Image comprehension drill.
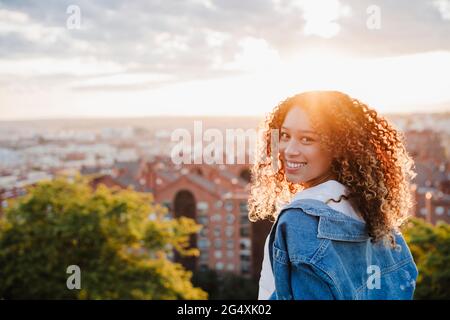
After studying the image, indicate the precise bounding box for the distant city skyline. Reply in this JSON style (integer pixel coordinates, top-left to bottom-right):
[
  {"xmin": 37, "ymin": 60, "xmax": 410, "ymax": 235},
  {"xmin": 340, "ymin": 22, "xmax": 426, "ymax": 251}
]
[{"xmin": 1, "ymin": 0, "xmax": 450, "ymax": 120}]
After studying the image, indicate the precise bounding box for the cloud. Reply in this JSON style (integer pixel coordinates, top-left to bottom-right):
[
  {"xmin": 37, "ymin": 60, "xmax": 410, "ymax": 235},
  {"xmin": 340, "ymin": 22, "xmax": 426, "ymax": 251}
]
[
  {"xmin": 0, "ymin": 57, "xmax": 124, "ymax": 77},
  {"xmin": 273, "ymin": 0, "xmax": 352, "ymax": 38},
  {"xmin": 0, "ymin": 1, "xmax": 448, "ymax": 68},
  {"xmin": 433, "ymin": 0, "xmax": 450, "ymax": 20},
  {"xmin": 0, "ymin": 0, "xmax": 449, "ymax": 115},
  {"xmin": 0, "ymin": 9, "xmax": 63, "ymax": 43}
]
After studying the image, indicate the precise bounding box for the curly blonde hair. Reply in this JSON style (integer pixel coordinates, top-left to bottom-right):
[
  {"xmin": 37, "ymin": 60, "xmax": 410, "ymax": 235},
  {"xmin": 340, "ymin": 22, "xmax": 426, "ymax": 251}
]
[{"xmin": 248, "ymin": 91, "xmax": 417, "ymax": 245}]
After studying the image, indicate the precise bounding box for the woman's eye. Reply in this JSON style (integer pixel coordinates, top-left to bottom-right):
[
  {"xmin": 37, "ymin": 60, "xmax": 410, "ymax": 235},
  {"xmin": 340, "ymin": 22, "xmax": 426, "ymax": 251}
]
[
  {"xmin": 280, "ymin": 132, "xmax": 289, "ymax": 140},
  {"xmin": 301, "ymin": 136, "xmax": 314, "ymax": 143}
]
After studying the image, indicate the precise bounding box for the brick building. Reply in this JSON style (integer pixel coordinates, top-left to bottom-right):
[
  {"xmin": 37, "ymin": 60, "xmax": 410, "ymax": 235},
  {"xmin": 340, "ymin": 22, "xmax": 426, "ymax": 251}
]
[
  {"xmin": 410, "ymin": 183, "xmax": 450, "ymax": 225},
  {"xmin": 405, "ymin": 129, "xmax": 450, "ymax": 224},
  {"xmin": 145, "ymin": 159, "xmax": 272, "ymax": 278},
  {"xmin": 85, "ymin": 157, "xmax": 272, "ymax": 279}
]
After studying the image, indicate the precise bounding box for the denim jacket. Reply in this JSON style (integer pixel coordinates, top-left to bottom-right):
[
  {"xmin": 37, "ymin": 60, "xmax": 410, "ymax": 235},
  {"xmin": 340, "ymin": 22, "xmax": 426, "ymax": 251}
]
[{"xmin": 268, "ymin": 198, "xmax": 418, "ymax": 300}]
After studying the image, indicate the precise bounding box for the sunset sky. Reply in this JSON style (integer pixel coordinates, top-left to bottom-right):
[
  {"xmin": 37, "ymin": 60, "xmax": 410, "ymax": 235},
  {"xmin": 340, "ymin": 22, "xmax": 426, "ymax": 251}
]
[{"xmin": 1, "ymin": 0, "xmax": 450, "ymax": 120}]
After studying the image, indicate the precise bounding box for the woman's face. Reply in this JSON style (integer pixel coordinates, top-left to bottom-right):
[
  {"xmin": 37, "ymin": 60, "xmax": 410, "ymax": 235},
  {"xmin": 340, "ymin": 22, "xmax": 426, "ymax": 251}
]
[{"xmin": 279, "ymin": 106, "xmax": 334, "ymax": 185}]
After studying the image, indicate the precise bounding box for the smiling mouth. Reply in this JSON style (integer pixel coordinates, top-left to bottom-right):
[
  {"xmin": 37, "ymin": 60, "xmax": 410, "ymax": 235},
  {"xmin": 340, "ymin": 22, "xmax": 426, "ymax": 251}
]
[{"xmin": 285, "ymin": 161, "xmax": 307, "ymax": 169}]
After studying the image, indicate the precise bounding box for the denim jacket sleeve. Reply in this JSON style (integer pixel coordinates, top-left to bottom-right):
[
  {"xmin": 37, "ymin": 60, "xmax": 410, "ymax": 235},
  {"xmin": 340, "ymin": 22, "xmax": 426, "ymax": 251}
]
[
  {"xmin": 269, "ymin": 208, "xmax": 338, "ymax": 300},
  {"xmin": 269, "ymin": 259, "xmax": 336, "ymax": 300}
]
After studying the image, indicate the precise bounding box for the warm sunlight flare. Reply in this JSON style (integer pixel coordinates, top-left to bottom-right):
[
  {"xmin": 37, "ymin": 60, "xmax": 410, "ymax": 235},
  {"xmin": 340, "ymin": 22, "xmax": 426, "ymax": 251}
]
[
  {"xmin": 2, "ymin": 48, "xmax": 449, "ymax": 120},
  {"xmin": 1, "ymin": 1, "xmax": 449, "ymax": 119},
  {"xmin": 300, "ymin": 0, "xmax": 351, "ymax": 38}
]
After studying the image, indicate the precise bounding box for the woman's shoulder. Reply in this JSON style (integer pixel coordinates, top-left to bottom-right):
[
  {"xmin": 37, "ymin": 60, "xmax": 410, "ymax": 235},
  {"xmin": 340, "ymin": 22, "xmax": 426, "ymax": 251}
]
[
  {"xmin": 274, "ymin": 205, "xmax": 324, "ymax": 259},
  {"xmin": 275, "ymin": 198, "xmax": 370, "ymax": 249},
  {"xmin": 277, "ymin": 202, "xmax": 319, "ymax": 226},
  {"xmin": 276, "ymin": 198, "xmax": 334, "ymax": 235},
  {"xmin": 281, "ymin": 198, "xmax": 354, "ymax": 219}
]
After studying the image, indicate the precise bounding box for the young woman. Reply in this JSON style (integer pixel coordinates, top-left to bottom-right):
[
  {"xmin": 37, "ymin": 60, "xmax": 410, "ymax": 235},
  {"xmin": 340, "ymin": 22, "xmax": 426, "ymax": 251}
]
[{"xmin": 249, "ymin": 91, "xmax": 418, "ymax": 300}]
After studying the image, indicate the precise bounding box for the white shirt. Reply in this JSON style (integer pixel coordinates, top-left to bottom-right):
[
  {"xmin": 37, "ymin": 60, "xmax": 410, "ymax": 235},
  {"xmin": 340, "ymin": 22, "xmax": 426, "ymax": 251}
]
[{"xmin": 257, "ymin": 179, "xmax": 364, "ymax": 300}]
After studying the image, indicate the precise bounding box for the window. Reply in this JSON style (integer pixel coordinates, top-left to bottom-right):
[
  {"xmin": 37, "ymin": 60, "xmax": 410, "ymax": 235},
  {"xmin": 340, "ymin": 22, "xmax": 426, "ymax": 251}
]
[
  {"xmin": 226, "ymin": 240, "xmax": 234, "ymax": 250},
  {"xmin": 227, "ymin": 250, "xmax": 234, "ymax": 258},
  {"xmin": 214, "ymin": 250, "xmax": 222, "ymax": 259},
  {"xmin": 197, "ymin": 201, "xmax": 208, "ymax": 210},
  {"xmin": 240, "ymin": 206, "xmax": 249, "ymax": 225},
  {"xmin": 239, "ymin": 201, "xmax": 248, "ymax": 213},
  {"xmin": 226, "ymin": 214, "xmax": 235, "ymax": 224},
  {"xmin": 198, "ymin": 239, "xmax": 210, "ymax": 249},
  {"xmin": 211, "ymin": 213, "xmax": 221, "ymax": 222},
  {"xmin": 215, "ymin": 200, "xmax": 223, "ymax": 209},
  {"xmin": 197, "ymin": 216, "xmax": 208, "ymax": 225},
  {"xmin": 436, "ymin": 206, "xmax": 444, "ymax": 216},
  {"xmin": 240, "ymin": 214, "xmax": 249, "ymax": 225},
  {"xmin": 240, "ymin": 226, "xmax": 249, "ymax": 237},
  {"xmin": 214, "ymin": 226, "xmax": 221, "ymax": 237},
  {"xmin": 240, "ymin": 254, "xmax": 250, "ymax": 261},
  {"xmin": 225, "ymin": 200, "xmax": 233, "ymax": 212},
  {"xmin": 241, "ymin": 261, "xmax": 250, "ymax": 274},
  {"xmin": 197, "ymin": 201, "xmax": 209, "ymax": 215},
  {"xmin": 199, "ymin": 227, "xmax": 208, "ymax": 237},
  {"xmin": 214, "ymin": 239, "xmax": 222, "ymax": 249},
  {"xmin": 225, "ymin": 226, "xmax": 234, "ymax": 238},
  {"xmin": 240, "ymin": 239, "xmax": 251, "ymax": 250},
  {"xmin": 215, "ymin": 262, "xmax": 224, "ymax": 271},
  {"xmin": 227, "ymin": 264, "xmax": 235, "ymax": 271}
]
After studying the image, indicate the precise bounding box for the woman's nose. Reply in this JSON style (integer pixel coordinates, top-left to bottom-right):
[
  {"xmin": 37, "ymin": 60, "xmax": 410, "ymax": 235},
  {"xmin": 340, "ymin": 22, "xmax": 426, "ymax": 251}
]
[{"xmin": 285, "ymin": 139, "xmax": 302, "ymax": 156}]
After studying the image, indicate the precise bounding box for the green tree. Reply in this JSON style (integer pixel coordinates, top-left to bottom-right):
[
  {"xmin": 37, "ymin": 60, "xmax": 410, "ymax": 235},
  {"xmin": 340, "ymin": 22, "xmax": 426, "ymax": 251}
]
[
  {"xmin": 402, "ymin": 217, "xmax": 450, "ymax": 299},
  {"xmin": 0, "ymin": 176, "xmax": 207, "ymax": 299}
]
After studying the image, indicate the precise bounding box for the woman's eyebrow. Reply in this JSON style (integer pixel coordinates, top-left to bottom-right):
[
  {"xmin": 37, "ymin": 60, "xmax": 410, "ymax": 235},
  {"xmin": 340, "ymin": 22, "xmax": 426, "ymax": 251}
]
[{"xmin": 281, "ymin": 127, "xmax": 316, "ymax": 134}]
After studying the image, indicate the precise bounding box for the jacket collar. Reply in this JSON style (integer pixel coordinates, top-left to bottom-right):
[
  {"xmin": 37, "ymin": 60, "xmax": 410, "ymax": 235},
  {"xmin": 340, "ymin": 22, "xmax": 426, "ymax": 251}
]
[
  {"xmin": 291, "ymin": 179, "xmax": 349, "ymax": 204},
  {"xmin": 281, "ymin": 198, "xmax": 370, "ymax": 242}
]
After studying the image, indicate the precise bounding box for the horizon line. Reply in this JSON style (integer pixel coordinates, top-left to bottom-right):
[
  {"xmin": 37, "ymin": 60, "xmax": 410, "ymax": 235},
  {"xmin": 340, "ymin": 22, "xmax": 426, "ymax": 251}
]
[{"xmin": 1, "ymin": 110, "xmax": 449, "ymax": 123}]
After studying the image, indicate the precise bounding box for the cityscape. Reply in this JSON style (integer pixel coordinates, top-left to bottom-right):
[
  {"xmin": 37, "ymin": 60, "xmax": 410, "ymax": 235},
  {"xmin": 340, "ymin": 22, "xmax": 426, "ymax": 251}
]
[
  {"xmin": 1, "ymin": 112, "xmax": 449, "ymax": 290},
  {"xmin": 1, "ymin": 0, "xmax": 450, "ymax": 303}
]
